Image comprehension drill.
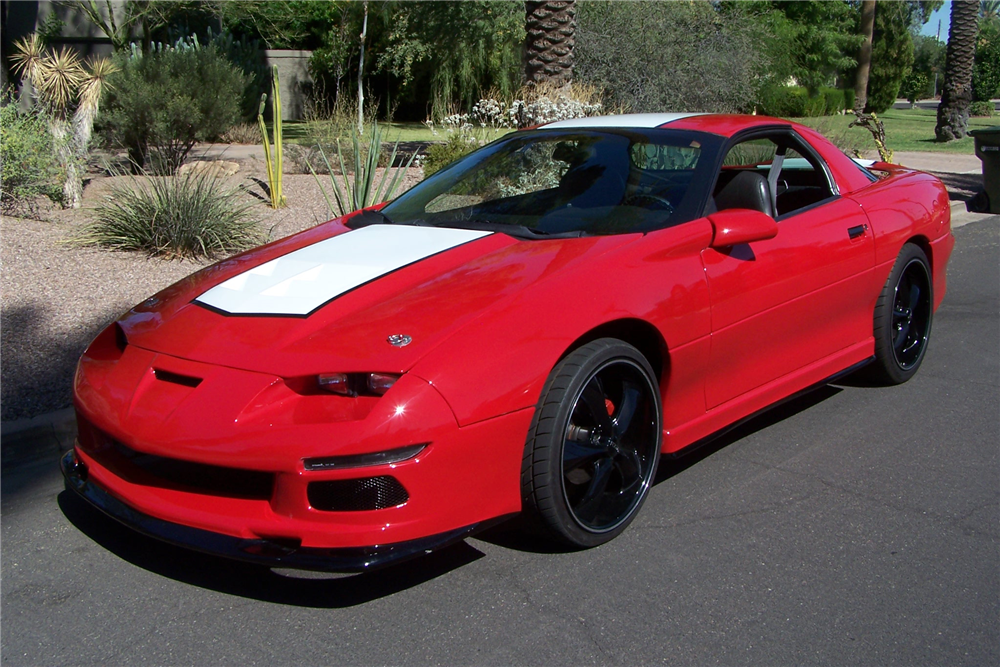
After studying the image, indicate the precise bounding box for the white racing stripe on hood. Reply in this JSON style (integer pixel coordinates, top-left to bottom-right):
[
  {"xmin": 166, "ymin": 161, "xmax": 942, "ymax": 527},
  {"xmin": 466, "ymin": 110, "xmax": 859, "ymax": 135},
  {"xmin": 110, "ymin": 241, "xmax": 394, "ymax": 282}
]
[{"xmin": 195, "ymin": 224, "xmax": 492, "ymax": 316}]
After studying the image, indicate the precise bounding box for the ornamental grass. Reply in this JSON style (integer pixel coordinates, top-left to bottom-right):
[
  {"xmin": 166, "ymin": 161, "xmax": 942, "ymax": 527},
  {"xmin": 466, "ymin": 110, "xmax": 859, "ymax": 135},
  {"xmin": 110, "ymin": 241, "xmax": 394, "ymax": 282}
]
[{"xmin": 81, "ymin": 172, "xmax": 264, "ymax": 259}]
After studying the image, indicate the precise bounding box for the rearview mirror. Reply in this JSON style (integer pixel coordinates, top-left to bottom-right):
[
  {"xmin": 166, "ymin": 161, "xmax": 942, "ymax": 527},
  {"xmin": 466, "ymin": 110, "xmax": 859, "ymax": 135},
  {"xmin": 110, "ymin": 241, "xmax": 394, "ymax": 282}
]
[{"xmin": 708, "ymin": 209, "xmax": 778, "ymax": 248}]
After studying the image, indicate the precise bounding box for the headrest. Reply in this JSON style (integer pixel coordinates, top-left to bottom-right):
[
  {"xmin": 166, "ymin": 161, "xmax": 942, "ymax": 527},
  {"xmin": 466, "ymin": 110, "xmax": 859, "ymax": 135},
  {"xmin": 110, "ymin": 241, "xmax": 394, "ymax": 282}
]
[{"xmin": 714, "ymin": 171, "xmax": 774, "ymax": 218}]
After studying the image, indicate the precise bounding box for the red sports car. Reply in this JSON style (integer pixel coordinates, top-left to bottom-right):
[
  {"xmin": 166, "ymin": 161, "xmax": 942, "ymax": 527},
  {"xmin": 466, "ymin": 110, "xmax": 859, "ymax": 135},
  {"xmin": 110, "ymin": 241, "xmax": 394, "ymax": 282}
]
[{"xmin": 63, "ymin": 113, "xmax": 954, "ymax": 570}]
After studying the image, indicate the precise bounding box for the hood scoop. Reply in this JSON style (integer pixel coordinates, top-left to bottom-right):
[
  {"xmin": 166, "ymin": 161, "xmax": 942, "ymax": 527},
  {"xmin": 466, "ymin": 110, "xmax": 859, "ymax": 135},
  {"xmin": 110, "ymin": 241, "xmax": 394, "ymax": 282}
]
[{"xmin": 194, "ymin": 224, "xmax": 491, "ymax": 317}]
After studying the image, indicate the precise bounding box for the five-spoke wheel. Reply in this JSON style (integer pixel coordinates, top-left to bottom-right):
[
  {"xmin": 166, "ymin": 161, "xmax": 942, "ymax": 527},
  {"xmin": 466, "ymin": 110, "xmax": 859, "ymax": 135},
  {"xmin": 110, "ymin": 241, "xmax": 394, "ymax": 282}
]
[
  {"xmin": 522, "ymin": 339, "xmax": 661, "ymax": 547},
  {"xmin": 870, "ymin": 244, "xmax": 933, "ymax": 384}
]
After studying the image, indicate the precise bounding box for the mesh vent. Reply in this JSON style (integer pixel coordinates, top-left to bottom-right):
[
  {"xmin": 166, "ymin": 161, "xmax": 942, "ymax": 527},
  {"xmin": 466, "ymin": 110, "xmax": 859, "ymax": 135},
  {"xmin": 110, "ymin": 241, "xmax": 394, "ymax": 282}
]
[{"xmin": 308, "ymin": 476, "xmax": 409, "ymax": 512}]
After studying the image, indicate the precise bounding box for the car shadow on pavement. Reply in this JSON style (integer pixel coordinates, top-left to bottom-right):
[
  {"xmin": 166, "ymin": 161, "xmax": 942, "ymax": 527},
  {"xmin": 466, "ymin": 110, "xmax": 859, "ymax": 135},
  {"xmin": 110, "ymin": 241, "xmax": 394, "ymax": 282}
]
[
  {"xmin": 57, "ymin": 490, "xmax": 484, "ymax": 607},
  {"xmin": 476, "ymin": 384, "xmax": 843, "ymax": 555},
  {"xmin": 652, "ymin": 384, "xmax": 843, "ymax": 484}
]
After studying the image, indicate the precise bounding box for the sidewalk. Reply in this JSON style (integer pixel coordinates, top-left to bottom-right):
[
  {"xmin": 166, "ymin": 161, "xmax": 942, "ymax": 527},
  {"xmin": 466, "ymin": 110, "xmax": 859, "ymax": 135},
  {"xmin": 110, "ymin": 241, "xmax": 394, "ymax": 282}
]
[
  {"xmin": 892, "ymin": 151, "xmax": 982, "ymax": 175},
  {"xmin": 1, "ymin": 150, "xmax": 993, "ymax": 470}
]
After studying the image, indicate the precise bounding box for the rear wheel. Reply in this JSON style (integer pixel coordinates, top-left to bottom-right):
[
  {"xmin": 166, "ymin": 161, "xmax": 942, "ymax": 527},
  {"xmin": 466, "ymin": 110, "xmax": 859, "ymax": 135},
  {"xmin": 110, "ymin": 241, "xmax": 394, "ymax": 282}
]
[
  {"xmin": 869, "ymin": 244, "xmax": 933, "ymax": 384},
  {"xmin": 521, "ymin": 339, "xmax": 661, "ymax": 547}
]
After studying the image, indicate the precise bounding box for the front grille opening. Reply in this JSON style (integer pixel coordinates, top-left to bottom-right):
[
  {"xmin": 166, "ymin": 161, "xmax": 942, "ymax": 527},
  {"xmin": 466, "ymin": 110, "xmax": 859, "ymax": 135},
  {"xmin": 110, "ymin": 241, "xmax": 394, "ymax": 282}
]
[
  {"xmin": 83, "ymin": 432, "xmax": 273, "ymax": 500},
  {"xmin": 308, "ymin": 476, "xmax": 409, "ymax": 511}
]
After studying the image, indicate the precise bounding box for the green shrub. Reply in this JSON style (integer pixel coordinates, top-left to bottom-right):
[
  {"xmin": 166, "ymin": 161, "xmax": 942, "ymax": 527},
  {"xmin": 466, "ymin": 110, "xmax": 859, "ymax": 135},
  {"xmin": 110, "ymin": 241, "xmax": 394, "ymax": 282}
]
[
  {"xmin": 803, "ymin": 94, "xmax": 827, "ymax": 117},
  {"xmin": 82, "ymin": 172, "xmax": 263, "ymax": 258},
  {"xmin": 843, "ymin": 88, "xmax": 856, "ymax": 112},
  {"xmin": 0, "ymin": 96, "xmax": 63, "ymax": 213},
  {"xmin": 759, "ymin": 85, "xmax": 809, "ymax": 118},
  {"xmin": 99, "ymin": 46, "xmax": 247, "ymax": 173},
  {"xmin": 820, "ymin": 87, "xmax": 846, "ymax": 114},
  {"xmin": 423, "ymin": 133, "xmax": 479, "ymax": 175},
  {"xmin": 973, "ymin": 18, "xmax": 1000, "ymax": 102},
  {"xmin": 899, "ymin": 72, "xmax": 930, "ymax": 105},
  {"xmin": 970, "ymin": 101, "xmax": 996, "ymax": 117}
]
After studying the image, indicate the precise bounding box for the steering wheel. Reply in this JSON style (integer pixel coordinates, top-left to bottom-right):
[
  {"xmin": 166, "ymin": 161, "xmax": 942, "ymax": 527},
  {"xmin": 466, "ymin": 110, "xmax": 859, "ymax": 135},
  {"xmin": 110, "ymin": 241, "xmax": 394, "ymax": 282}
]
[{"xmin": 622, "ymin": 193, "xmax": 675, "ymax": 214}]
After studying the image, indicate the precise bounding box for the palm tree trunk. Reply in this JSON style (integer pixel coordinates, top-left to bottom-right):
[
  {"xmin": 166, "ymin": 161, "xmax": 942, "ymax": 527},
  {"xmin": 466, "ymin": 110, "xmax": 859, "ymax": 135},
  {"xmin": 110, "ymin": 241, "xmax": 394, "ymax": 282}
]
[
  {"xmin": 935, "ymin": 0, "xmax": 980, "ymax": 141},
  {"xmin": 525, "ymin": 1, "xmax": 576, "ymax": 87}
]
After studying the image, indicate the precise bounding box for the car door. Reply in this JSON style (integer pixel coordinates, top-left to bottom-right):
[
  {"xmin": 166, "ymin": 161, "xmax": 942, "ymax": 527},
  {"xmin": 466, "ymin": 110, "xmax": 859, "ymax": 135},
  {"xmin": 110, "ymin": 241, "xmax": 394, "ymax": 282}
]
[{"xmin": 701, "ymin": 131, "xmax": 876, "ymax": 409}]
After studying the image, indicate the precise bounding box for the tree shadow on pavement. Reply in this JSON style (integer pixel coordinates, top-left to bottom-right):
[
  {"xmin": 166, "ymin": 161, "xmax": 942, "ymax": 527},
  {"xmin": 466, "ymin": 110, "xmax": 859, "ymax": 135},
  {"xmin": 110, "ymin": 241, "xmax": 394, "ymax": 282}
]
[
  {"xmin": 58, "ymin": 490, "xmax": 483, "ymax": 607},
  {"xmin": 1, "ymin": 303, "xmax": 117, "ymax": 422},
  {"xmin": 930, "ymin": 171, "xmax": 983, "ymax": 202}
]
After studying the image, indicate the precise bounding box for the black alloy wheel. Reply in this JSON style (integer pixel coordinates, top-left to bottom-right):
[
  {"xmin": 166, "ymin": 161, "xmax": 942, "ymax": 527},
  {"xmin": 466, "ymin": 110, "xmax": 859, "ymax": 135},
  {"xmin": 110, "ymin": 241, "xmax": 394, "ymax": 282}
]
[
  {"xmin": 870, "ymin": 243, "xmax": 933, "ymax": 384},
  {"xmin": 522, "ymin": 339, "xmax": 661, "ymax": 547}
]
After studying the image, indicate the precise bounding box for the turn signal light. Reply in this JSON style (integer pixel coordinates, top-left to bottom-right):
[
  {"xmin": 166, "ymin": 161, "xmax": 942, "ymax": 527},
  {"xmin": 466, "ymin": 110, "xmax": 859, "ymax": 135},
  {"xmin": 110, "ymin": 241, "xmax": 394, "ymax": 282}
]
[{"xmin": 303, "ymin": 443, "xmax": 427, "ymax": 471}]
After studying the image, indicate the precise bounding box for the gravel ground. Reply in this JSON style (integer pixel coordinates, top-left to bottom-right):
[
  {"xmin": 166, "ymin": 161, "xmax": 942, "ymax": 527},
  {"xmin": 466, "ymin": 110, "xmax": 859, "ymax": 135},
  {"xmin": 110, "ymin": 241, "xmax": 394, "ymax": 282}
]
[{"xmin": 0, "ymin": 156, "xmax": 423, "ymax": 421}]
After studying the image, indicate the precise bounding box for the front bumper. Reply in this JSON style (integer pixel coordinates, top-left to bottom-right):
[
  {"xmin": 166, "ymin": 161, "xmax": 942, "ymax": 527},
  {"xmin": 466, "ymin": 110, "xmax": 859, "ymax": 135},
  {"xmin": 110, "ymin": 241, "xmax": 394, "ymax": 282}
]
[{"xmin": 61, "ymin": 449, "xmax": 507, "ymax": 572}]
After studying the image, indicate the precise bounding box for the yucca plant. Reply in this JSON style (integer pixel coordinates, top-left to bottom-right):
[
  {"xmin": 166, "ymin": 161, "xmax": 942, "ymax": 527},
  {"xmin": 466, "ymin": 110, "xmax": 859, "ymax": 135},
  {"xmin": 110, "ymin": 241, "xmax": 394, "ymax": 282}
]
[
  {"xmin": 11, "ymin": 34, "xmax": 116, "ymax": 208},
  {"xmin": 308, "ymin": 120, "xmax": 419, "ymax": 217},
  {"xmin": 81, "ymin": 171, "xmax": 264, "ymax": 258}
]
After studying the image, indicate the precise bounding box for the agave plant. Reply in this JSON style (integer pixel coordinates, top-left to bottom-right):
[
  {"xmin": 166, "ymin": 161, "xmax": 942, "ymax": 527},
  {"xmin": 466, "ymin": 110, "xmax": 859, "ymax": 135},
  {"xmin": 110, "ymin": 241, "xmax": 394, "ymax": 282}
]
[
  {"xmin": 11, "ymin": 34, "xmax": 116, "ymax": 208},
  {"xmin": 308, "ymin": 120, "xmax": 419, "ymax": 217}
]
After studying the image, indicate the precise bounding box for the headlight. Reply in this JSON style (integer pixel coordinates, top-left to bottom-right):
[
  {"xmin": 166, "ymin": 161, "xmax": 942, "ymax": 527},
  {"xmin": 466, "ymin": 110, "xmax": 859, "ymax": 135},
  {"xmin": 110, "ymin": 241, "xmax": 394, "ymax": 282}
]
[{"xmin": 317, "ymin": 372, "xmax": 401, "ymax": 397}]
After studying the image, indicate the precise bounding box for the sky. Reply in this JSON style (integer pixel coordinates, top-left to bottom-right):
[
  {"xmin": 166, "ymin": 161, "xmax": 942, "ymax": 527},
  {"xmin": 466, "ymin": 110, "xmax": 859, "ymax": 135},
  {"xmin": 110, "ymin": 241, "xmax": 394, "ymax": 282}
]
[{"xmin": 920, "ymin": 1, "xmax": 951, "ymax": 41}]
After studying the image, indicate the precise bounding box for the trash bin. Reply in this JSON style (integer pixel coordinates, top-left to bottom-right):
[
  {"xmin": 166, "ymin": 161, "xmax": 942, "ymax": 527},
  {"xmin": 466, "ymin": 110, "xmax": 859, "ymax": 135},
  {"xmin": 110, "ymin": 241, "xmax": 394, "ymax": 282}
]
[{"xmin": 970, "ymin": 125, "xmax": 1000, "ymax": 214}]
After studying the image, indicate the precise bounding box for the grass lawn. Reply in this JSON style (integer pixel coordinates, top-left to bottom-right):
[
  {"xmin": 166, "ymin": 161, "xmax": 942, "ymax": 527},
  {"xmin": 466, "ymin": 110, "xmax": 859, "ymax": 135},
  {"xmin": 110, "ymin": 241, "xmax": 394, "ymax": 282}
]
[
  {"xmin": 794, "ymin": 107, "xmax": 998, "ymax": 155},
  {"xmin": 271, "ymin": 108, "xmax": 996, "ymax": 154}
]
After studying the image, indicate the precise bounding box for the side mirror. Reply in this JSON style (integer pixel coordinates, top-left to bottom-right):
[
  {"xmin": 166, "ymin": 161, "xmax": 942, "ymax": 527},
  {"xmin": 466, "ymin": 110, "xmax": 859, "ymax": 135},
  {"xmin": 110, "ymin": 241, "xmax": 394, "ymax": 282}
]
[{"xmin": 708, "ymin": 209, "xmax": 778, "ymax": 248}]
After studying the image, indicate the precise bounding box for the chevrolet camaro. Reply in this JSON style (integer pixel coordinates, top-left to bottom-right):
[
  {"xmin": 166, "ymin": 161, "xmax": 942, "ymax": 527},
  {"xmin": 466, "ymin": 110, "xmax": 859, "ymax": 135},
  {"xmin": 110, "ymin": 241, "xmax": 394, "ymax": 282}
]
[{"xmin": 62, "ymin": 113, "xmax": 954, "ymax": 571}]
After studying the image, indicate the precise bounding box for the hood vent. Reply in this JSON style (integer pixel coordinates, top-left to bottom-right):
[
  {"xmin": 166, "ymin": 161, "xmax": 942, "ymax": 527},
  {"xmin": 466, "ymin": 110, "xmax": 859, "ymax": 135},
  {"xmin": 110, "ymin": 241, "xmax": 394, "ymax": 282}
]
[{"xmin": 154, "ymin": 369, "xmax": 202, "ymax": 388}]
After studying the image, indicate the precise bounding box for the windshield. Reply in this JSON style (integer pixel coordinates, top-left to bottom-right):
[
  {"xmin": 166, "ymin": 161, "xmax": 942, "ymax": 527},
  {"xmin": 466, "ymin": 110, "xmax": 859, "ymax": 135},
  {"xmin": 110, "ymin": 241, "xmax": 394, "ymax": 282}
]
[{"xmin": 380, "ymin": 128, "xmax": 721, "ymax": 237}]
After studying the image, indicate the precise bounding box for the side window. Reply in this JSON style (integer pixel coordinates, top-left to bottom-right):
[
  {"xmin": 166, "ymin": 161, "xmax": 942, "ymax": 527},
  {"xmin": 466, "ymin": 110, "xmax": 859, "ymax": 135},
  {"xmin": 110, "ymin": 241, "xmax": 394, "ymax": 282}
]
[{"xmin": 712, "ymin": 134, "xmax": 835, "ymax": 219}]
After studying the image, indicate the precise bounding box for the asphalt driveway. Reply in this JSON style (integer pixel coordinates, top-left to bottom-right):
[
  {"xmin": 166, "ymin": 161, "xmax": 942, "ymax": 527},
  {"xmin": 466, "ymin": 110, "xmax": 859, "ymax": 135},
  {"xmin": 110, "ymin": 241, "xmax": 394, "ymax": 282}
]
[{"xmin": 1, "ymin": 216, "xmax": 996, "ymax": 665}]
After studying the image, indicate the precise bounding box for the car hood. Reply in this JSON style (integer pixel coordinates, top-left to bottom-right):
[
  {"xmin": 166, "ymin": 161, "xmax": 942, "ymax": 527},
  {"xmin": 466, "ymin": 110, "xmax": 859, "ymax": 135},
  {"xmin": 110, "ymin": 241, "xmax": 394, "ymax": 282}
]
[{"xmin": 118, "ymin": 220, "xmax": 636, "ymax": 377}]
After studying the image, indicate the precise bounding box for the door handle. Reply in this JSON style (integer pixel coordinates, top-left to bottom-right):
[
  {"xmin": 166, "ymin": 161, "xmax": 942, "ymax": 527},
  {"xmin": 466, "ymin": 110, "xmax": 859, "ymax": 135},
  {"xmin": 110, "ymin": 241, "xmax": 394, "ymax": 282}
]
[{"xmin": 848, "ymin": 224, "xmax": 867, "ymax": 239}]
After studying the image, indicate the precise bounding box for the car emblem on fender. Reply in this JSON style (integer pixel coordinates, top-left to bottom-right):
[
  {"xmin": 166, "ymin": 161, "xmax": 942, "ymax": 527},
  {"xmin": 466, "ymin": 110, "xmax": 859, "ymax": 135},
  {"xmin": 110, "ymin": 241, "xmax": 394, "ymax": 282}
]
[{"xmin": 387, "ymin": 334, "xmax": 412, "ymax": 347}]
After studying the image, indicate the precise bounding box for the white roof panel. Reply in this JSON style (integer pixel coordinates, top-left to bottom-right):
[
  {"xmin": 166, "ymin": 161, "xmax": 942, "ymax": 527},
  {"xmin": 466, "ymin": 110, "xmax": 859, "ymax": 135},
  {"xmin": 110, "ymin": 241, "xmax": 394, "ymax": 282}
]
[{"xmin": 540, "ymin": 113, "xmax": 706, "ymax": 130}]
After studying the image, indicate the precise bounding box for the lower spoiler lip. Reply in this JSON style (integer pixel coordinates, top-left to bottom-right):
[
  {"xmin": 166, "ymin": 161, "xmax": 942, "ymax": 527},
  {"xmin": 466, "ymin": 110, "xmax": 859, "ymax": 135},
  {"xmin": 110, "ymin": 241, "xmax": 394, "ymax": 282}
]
[{"xmin": 60, "ymin": 449, "xmax": 510, "ymax": 573}]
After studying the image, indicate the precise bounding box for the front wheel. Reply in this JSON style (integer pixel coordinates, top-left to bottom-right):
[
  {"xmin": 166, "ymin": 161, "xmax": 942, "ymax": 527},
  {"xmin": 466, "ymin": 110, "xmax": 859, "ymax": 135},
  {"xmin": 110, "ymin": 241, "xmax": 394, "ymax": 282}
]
[
  {"xmin": 869, "ymin": 243, "xmax": 933, "ymax": 384},
  {"xmin": 521, "ymin": 339, "xmax": 662, "ymax": 548}
]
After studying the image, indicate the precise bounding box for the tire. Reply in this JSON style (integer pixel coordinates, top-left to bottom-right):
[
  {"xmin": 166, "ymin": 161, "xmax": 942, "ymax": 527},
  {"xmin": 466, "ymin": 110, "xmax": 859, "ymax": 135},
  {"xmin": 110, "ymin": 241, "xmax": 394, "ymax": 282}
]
[
  {"xmin": 521, "ymin": 338, "xmax": 662, "ymax": 548},
  {"xmin": 869, "ymin": 243, "xmax": 933, "ymax": 384}
]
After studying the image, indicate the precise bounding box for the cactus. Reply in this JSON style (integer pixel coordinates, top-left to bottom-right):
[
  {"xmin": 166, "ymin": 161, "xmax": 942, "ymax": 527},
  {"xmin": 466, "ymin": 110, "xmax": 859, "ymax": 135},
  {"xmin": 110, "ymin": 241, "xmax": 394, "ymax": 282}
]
[{"xmin": 257, "ymin": 65, "xmax": 286, "ymax": 208}]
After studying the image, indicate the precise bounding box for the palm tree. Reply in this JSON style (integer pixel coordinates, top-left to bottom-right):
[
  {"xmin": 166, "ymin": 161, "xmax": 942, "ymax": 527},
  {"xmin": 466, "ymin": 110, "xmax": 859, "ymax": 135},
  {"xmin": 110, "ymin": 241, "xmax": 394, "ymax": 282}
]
[
  {"xmin": 524, "ymin": 1, "xmax": 576, "ymax": 87},
  {"xmin": 11, "ymin": 35, "xmax": 116, "ymax": 208},
  {"xmin": 936, "ymin": 0, "xmax": 980, "ymax": 141}
]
